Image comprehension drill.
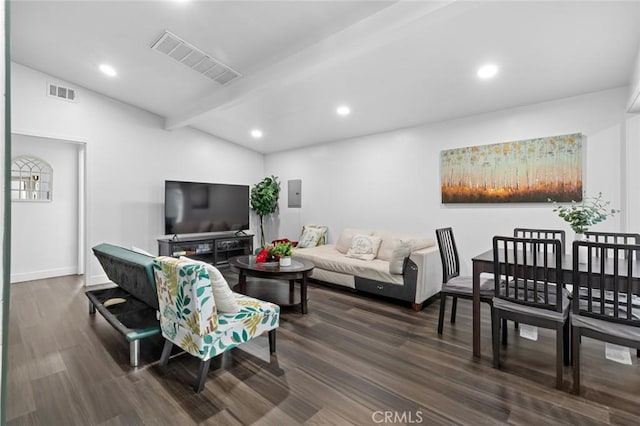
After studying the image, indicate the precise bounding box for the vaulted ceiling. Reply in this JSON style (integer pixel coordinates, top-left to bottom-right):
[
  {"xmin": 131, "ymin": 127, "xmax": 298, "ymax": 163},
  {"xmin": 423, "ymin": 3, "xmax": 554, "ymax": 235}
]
[{"xmin": 11, "ymin": 1, "xmax": 640, "ymax": 153}]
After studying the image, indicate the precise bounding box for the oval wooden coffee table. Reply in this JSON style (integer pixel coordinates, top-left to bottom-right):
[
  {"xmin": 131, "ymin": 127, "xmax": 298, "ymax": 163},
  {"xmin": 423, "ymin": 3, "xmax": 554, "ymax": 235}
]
[{"xmin": 228, "ymin": 255, "xmax": 315, "ymax": 314}]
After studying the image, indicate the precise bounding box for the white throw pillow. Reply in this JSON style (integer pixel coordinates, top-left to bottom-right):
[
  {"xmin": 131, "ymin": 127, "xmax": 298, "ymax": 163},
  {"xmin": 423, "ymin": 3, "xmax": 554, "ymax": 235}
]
[
  {"xmin": 203, "ymin": 263, "xmax": 240, "ymax": 314},
  {"xmin": 389, "ymin": 240, "xmax": 413, "ymax": 274},
  {"xmin": 297, "ymin": 226, "xmax": 324, "ymax": 248},
  {"xmin": 346, "ymin": 234, "xmax": 382, "ymax": 261},
  {"xmin": 301, "ymin": 224, "xmax": 328, "ymax": 246},
  {"xmin": 179, "ymin": 257, "xmax": 240, "ymax": 313},
  {"xmin": 336, "ymin": 228, "xmax": 374, "ymax": 254}
]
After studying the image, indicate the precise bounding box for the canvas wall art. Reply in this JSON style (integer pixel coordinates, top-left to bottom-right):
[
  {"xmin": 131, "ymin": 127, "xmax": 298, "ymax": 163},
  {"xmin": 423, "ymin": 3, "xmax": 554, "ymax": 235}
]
[{"xmin": 441, "ymin": 133, "xmax": 582, "ymax": 203}]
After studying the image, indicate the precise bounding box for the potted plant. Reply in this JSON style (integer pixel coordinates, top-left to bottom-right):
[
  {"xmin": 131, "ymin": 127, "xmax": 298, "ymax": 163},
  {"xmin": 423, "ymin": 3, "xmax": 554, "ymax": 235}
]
[
  {"xmin": 274, "ymin": 241, "xmax": 293, "ymax": 266},
  {"xmin": 250, "ymin": 175, "xmax": 280, "ymax": 248},
  {"xmin": 549, "ymin": 192, "xmax": 619, "ymax": 241}
]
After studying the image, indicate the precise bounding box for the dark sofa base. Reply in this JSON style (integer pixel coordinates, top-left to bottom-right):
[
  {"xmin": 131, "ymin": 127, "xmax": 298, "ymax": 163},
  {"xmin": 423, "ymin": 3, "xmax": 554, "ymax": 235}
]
[
  {"xmin": 308, "ymin": 276, "xmax": 439, "ymax": 312},
  {"xmin": 310, "ymin": 257, "xmax": 428, "ymax": 311}
]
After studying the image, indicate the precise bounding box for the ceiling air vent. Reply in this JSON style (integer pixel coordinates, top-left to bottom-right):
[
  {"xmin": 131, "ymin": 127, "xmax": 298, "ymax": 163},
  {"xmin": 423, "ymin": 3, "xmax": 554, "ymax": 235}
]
[
  {"xmin": 47, "ymin": 83, "xmax": 76, "ymax": 102},
  {"xmin": 151, "ymin": 31, "xmax": 241, "ymax": 85}
]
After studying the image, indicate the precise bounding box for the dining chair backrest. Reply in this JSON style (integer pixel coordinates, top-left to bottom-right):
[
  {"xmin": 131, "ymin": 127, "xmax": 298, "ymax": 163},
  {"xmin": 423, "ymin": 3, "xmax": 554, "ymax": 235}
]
[
  {"xmin": 584, "ymin": 232, "xmax": 640, "ymax": 259},
  {"xmin": 572, "ymin": 240, "xmax": 640, "ymax": 326},
  {"xmin": 493, "ymin": 236, "xmax": 564, "ymax": 313},
  {"xmin": 435, "ymin": 227, "xmax": 460, "ymax": 283},
  {"xmin": 514, "ymin": 228, "xmax": 565, "ymax": 253}
]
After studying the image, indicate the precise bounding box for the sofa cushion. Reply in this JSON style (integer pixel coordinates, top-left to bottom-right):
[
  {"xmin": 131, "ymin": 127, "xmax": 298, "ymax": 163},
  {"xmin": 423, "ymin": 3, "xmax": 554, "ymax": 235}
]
[
  {"xmin": 389, "ymin": 240, "xmax": 413, "ymax": 274},
  {"xmin": 336, "ymin": 228, "xmax": 374, "ymax": 254},
  {"xmin": 346, "ymin": 234, "xmax": 382, "ymax": 261},
  {"xmin": 298, "ymin": 226, "xmax": 325, "ymax": 248},
  {"xmin": 373, "ymin": 230, "xmax": 435, "ymax": 261},
  {"xmin": 295, "ymin": 244, "xmax": 403, "ymax": 284}
]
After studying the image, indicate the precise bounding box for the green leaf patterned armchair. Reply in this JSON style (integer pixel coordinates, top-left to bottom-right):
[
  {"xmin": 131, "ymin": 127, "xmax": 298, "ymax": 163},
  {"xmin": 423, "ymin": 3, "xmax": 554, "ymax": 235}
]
[{"xmin": 152, "ymin": 256, "xmax": 280, "ymax": 392}]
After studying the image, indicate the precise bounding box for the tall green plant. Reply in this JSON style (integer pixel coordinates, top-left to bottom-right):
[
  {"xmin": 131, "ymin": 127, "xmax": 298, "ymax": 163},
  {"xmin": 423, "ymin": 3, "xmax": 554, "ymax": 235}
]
[{"xmin": 250, "ymin": 175, "xmax": 280, "ymax": 247}]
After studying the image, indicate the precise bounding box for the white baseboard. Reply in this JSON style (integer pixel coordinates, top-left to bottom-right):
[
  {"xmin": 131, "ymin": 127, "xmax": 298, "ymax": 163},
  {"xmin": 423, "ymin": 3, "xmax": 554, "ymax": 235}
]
[
  {"xmin": 87, "ymin": 273, "xmax": 110, "ymax": 286},
  {"xmin": 10, "ymin": 266, "xmax": 79, "ymax": 283}
]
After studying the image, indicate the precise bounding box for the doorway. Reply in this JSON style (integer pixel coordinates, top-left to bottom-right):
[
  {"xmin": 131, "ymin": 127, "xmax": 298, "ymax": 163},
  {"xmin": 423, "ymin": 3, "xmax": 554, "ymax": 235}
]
[{"xmin": 10, "ymin": 132, "xmax": 86, "ymax": 284}]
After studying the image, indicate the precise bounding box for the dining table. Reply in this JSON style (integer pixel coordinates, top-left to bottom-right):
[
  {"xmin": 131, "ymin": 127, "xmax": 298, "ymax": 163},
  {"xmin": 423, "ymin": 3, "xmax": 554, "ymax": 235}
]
[{"xmin": 471, "ymin": 248, "xmax": 640, "ymax": 358}]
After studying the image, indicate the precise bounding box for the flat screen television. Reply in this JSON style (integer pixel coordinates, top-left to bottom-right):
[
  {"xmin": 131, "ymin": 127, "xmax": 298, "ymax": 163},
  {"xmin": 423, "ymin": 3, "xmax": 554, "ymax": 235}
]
[{"xmin": 164, "ymin": 180, "xmax": 250, "ymax": 235}]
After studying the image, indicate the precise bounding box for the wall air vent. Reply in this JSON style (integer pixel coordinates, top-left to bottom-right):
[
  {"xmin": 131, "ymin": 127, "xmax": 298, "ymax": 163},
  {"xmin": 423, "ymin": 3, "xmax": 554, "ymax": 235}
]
[
  {"xmin": 151, "ymin": 31, "xmax": 241, "ymax": 85},
  {"xmin": 47, "ymin": 83, "xmax": 76, "ymax": 102}
]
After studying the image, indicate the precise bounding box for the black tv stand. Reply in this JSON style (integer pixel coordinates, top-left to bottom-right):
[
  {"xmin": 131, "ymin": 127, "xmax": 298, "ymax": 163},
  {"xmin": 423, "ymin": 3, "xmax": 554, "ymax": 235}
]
[{"xmin": 158, "ymin": 233, "xmax": 254, "ymax": 268}]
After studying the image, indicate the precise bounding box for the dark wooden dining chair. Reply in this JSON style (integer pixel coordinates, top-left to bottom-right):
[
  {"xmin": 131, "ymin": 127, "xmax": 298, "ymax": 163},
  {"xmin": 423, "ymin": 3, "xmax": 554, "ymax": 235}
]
[
  {"xmin": 514, "ymin": 228, "xmax": 566, "ymax": 252},
  {"xmin": 584, "ymin": 231, "xmax": 640, "ymax": 259},
  {"xmin": 435, "ymin": 228, "xmax": 497, "ymax": 336},
  {"xmin": 571, "ymin": 240, "xmax": 640, "ymax": 394},
  {"xmin": 581, "ymin": 232, "xmax": 640, "ymax": 357},
  {"xmin": 492, "ymin": 236, "xmax": 571, "ymax": 389},
  {"xmin": 511, "ymin": 228, "xmax": 566, "ymax": 330}
]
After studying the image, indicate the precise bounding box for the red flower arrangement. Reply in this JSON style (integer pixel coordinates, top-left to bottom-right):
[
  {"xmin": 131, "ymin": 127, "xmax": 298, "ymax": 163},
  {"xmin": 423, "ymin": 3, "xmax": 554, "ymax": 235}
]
[{"xmin": 255, "ymin": 245, "xmax": 280, "ymax": 263}]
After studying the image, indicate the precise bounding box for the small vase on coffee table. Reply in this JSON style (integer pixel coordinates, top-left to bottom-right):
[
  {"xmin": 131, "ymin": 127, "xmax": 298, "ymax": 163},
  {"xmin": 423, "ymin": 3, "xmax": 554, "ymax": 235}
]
[{"xmin": 279, "ymin": 256, "xmax": 291, "ymax": 267}]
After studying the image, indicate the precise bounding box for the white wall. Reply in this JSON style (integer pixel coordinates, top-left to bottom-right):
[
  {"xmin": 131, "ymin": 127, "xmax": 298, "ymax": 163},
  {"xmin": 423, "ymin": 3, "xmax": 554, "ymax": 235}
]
[
  {"xmin": 628, "ymin": 43, "xmax": 640, "ymax": 112},
  {"xmin": 10, "ymin": 134, "xmax": 78, "ymax": 282},
  {"xmin": 0, "ymin": 1, "xmax": 6, "ymax": 419},
  {"xmin": 266, "ymin": 87, "xmax": 633, "ymax": 275},
  {"xmin": 625, "ymin": 113, "xmax": 640, "ymax": 232},
  {"xmin": 12, "ymin": 59, "xmax": 638, "ymax": 284},
  {"xmin": 11, "ymin": 62, "xmax": 265, "ymax": 285}
]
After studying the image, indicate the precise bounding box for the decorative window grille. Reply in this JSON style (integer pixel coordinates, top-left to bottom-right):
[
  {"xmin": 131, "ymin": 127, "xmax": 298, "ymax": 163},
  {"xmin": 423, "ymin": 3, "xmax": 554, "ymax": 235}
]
[{"xmin": 11, "ymin": 156, "xmax": 53, "ymax": 202}]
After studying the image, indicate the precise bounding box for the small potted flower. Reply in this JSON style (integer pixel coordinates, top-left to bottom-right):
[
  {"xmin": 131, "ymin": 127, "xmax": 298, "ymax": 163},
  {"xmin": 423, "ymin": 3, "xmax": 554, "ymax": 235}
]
[{"xmin": 274, "ymin": 241, "xmax": 293, "ymax": 266}]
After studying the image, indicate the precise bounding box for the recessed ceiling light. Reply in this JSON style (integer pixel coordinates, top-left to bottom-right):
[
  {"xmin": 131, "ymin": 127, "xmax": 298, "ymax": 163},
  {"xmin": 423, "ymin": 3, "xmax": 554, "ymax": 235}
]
[
  {"xmin": 250, "ymin": 129, "xmax": 263, "ymax": 139},
  {"xmin": 336, "ymin": 105, "xmax": 351, "ymax": 116},
  {"xmin": 477, "ymin": 63, "xmax": 498, "ymax": 79},
  {"xmin": 99, "ymin": 64, "xmax": 117, "ymax": 77}
]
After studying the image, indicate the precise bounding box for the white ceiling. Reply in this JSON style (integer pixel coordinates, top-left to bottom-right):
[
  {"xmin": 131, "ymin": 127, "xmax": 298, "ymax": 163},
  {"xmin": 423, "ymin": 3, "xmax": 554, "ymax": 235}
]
[{"xmin": 11, "ymin": 1, "xmax": 640, "ymax": 154}]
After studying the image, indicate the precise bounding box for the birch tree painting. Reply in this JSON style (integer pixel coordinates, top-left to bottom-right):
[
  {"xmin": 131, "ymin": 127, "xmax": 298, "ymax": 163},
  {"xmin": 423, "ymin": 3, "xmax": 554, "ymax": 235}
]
[{"xmin": 441, "ymin": 133, "xmax": 582, "ymax": 203}]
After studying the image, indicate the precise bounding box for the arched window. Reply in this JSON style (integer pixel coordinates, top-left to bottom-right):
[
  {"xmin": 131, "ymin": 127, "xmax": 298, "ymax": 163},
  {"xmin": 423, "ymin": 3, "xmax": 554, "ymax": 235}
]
[{"xmin": 11, "ymin": 155, "xmax": 53, "ymax": 201}]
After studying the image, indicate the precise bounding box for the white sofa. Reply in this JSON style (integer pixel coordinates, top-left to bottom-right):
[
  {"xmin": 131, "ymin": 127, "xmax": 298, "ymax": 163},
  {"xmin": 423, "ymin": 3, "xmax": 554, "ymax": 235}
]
[{"xmin": 294, "ymin": 228, "xmax": 443, "ymax": 311}]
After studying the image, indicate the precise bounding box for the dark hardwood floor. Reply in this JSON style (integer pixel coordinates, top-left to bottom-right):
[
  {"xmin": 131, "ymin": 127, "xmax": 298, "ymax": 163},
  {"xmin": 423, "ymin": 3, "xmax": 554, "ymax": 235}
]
[{"xmin": 6, "ymin": 273, "xmax": 640, "ymax": 425}]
